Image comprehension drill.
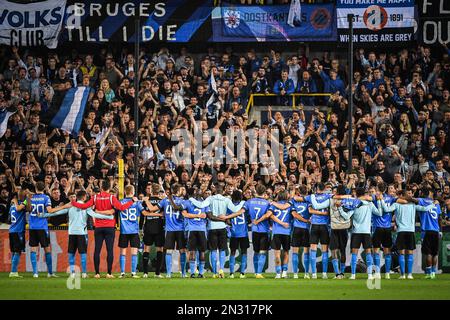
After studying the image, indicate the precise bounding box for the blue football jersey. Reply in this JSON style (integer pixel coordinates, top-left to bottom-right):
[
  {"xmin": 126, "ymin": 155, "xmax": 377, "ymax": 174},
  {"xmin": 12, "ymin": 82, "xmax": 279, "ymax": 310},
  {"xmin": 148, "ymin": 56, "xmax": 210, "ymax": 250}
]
[
  {"xmin": 243, "ymin": 198, "xmax": 271, "ymax": 233},
  {"xmin": 227, "ymin": 202, "xmax": 248, "ymax": 238},
  {"xmin": 9, "ymin": 200, "xmax": 27, "ymax": 234},
  {"xmin": 269, "ymin": 201, "xmax": 294, "ymax": 235},
  {"xmin": 182, "ymin": 200, "xmax": 208, "ymax": 232},
  {"xmin": 29, "ymin": 194, "xmax": 51, "ymax": 230},
  {"xmin": 373, "ymin": 194, "xmax": 396, "ymax": 229},
  {"xmin": 290, "ymin": 200, "xmax": 310, "ymax": 229},
  {"xmin": 341, "ymin": 198, "xmax": 361, "ymax": 210},
  {"xmin": 119, "ymin": 199, "xmax": 144, "ymax": 234},
  {"xmin": 418, "ymin": 198, "xmax": 440, "ymax": 232},
  {"xmin": 159, "ymin": 197, "xmax": 185, "ymax": 232},
  {"xmin": 304, "ymin": 193, "xmax": 332, "ymax": 225}
]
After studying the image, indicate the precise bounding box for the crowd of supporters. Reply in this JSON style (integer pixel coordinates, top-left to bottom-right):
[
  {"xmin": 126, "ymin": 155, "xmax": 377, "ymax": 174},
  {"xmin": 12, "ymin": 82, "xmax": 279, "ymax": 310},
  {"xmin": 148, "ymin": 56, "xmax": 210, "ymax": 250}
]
[{"xmin": 0, "ymin": 41, "xmax": 450, "ymax": 225}]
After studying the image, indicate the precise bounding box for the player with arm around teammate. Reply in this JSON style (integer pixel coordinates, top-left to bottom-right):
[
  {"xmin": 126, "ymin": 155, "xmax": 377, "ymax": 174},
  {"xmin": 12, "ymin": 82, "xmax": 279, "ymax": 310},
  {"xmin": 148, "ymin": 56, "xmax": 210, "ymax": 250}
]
[
  {"xmin": 222, "ymin": 190, "xmax": 250, "ymax": 279},
  {"xmin": 371, "ymin": 183, "xmax": 397, "ymax": 280},
  {"xmin": 118, "ymin": 185, "xmax": 161, "ymax": 278},
  {"xmin": 288, "ymin": 185, "xmax": 312, "ymax": 279},
  {"xmin": 415, "ymin": 188, "xmax": 442, "ymax": 279},
  {"xmin": 259, "ymin": 190, "xmax": 296, "ymax": 279},
  {"xmin": 337, "ymin": 187, "xmax": 381, "ymax": 280},
  {"xmin": 141, "ymin": 184, "xmax": 167, "ymax": 278},
  {"xmin": 378, "ymin": 188, "xmax": 435, "ymax": 279},
  {"xmin": 8, "ymin": 190, "xmax": 32, "ymax": 278},
  {"xmin": 229, "ymin": 184, "xmax": 271, "ymax": 279},
  {"xmin": 29, "ymin": 181, "xmax": 70, "ymax": 278},
  {"xmin": 38, "ymin": 190, "xmax": 115, "ymax": 278},
  {"xmin": 181, "ymin": 188, "xmax": 210, "ymax": 278}
]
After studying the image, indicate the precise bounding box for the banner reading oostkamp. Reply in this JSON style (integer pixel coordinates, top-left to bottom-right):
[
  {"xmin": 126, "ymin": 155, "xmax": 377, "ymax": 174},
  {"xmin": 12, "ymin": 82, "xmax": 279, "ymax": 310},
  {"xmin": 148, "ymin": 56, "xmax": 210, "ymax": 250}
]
[
  {"xmin": 337, "ymin": 0, "xmax": 415, "ymax": 44},
  {"xmin": 212, "ymin": 4, "xmax": 336, "ymax": 42},
  {"xmin": 0, "ymin": 0, "xmax": 66, "ymax": 48}
]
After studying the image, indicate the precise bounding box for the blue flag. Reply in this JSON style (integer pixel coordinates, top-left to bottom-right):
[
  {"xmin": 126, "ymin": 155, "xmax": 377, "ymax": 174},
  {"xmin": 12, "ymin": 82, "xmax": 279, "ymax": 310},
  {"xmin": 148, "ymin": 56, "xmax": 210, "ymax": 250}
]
[
  {"xmin": 0, "ymin": 108, "xmax": 15, "ymax": 138},
  {"xmin": 50, "ymin": 86, "xmax": 90, "ymax": 136}
]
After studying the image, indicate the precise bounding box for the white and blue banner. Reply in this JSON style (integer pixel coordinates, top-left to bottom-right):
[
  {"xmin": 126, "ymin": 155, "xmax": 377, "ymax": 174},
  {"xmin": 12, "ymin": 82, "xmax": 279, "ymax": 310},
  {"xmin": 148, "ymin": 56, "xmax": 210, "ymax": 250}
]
[
  {"xmin": 0, "ymin": 0, "xmax": 66, "ymax": 48},
  {"xmin": 50, "ymin": 86, "xmax": 89, "ymax": 136},
  {"xmin": 337, "ymin": 0, "xmax": 415, "ymax": 44},
  {"xmin": 212, "ymin": 4, "xmax": 335, "ymax": 42},
  {"xmin": 0, "ymin": 109, "xmax": 15, "ymax": 138}
]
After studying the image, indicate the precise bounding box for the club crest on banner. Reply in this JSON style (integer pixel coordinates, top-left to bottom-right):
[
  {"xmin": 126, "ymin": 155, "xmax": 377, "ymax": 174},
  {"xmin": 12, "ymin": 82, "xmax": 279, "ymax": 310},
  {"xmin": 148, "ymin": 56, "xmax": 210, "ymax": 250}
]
[
  {"xmin": 224, "ymin": 9, "xmax": 240, "ymax": 29},
  {"xmin": 363, "ymin": 5, "xmax": 388, "ymax": 31}
]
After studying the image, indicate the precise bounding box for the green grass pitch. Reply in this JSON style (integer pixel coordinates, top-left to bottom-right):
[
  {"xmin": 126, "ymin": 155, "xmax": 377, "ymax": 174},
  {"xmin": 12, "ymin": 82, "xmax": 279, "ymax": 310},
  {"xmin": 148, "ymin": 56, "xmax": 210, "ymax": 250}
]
[{"xmin": 1, "ymin": 273, "xmax": 450, "ymax": 300}]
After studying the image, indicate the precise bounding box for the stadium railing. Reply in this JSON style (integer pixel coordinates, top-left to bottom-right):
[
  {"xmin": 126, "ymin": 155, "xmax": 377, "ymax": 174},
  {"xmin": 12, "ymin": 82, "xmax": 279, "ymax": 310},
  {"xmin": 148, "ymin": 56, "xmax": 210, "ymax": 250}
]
[{"xmin": 245, "ymin": 93, "xmax": 332, "ymax": 114}]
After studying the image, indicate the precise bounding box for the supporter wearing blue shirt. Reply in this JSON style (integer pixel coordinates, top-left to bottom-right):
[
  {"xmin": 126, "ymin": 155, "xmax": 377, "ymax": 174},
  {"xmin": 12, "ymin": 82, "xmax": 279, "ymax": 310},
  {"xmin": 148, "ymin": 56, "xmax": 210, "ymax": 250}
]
[
  {"xmin": 319, "ymin": 67, "xmax": 345, "ymax": 96},
  {"xmin": 273, "ymin": 71, "xmax": 295, "ymax": 106}
]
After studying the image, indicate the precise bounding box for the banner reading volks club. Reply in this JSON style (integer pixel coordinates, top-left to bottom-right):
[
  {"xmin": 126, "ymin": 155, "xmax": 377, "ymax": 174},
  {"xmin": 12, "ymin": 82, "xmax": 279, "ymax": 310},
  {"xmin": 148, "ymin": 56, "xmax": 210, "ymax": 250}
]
[
  {"xmin": 337, "ymin": 0, "xmax": 416, "ymax": 44},
  {"xmin": 0, "ymin": 0, "xmax": 66, "ymax": 48},
  {"xmin": 212, "ymin": 4, "xmax": 336, "ymax": 42}
]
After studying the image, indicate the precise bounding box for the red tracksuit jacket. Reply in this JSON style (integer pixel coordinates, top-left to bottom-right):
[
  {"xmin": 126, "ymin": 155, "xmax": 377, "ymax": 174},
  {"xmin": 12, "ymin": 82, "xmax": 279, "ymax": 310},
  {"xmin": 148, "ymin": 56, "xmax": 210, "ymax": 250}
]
[{"xmin": 71, "ymin": 191, "xmax": 133, "ymax": 228}]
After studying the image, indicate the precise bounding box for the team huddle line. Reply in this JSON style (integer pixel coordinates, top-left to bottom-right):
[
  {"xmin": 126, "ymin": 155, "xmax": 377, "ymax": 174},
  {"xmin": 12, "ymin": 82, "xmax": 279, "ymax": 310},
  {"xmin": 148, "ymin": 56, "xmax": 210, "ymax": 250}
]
[{"xmin": 7, "ymin": 179, "xmax": 441, "ymax": 281}]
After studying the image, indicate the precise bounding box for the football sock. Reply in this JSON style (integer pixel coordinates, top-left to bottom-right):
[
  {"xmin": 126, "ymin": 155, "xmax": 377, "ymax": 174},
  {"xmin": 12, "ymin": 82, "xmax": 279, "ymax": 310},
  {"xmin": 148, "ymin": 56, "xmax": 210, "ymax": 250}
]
[
  {"xmin": 282, "ymin": 264, "xmax": 288, "ymax": 272},
  {"xmin": 241, "ymin": 254, "xmax": 247, "ymax": 273},
  {"xmin": 385, "ymin": 254, "xmax": 392, "ymax": 273},
  {"xmin": 211, "ymin": 251, "xmax": 217, "ymax": 274},
  {"xmin": 407, "ymin": 254, "xmax": 413, "ymax": 275},
  {"xmin": 80, "ymin": 253, "xmax": 87, "ymax": 274},
  {"xmin": 322, "ymin": 251, "xmax": 329, "ymax": 273},
  {"xmin": 166, "ymin": 253, "xmax": 173, "ymax": 276},
  {"xmin": 292, "ymin": 253, "xmax": 299, "ymax": 274},
  {"xmin": 366, "ymin": 253, "xmax": 373, "ymax": 274},
  {"xmin": 155, "ymin": 251, "xmax": 163, "ymax": 275},
  {"xmin": 199, "ymin": 261, "xmax": 205, "ymax": 275},
  {"xmin": 373, "ymin": 252, "xmax": 381, "ymax": 273},
  {"xmin": 180, "ymin": 252, "xmax": 187, "ymax": 276},
  {"xmin": 275, "ymin": 265, "xmax": 281, "ymax": 274},
  {"xmin": 229, "ymin": 255, "xmax": 236, "ymax": 274},
  {"xmin": 332, "ymin": 258, "xmax": 340, "ymax": 275},
  {"xmin": 351, "ymin": 253, "xmax": 357, "ymax": 275},
  {"xmin": 45, "ymin": 252, "xmax": 52, "ymax": 274},
  {"xmin": 399, "ymin": 254, "xmax": 405, "ymax": 275},
  {"xmin": 120, "ymin": 254, "xmax": 126, "ymax": 273},
  {"xmin": 30, "ymin": 251, "xmax": 37, "ymax": 274},
  {"xmin": 142, "ymin": 252, "xmax": 150, "ymax": 274},
  {"xmin": 68, "ymin": 253, "xmax": 75, "ymax": 273},
  {"xmin": 310, "ymin": 250, "xmax": 317, "ymax": 274},
  {"xmin": 219, "ymin": 250, "xmax": 226, "ymax": 270},
  {"xmin": 11, "ymin": 253, "xmax": 20, "ymax": 273},
  {"xmin": 131, "ymin": 254, "xmax": 137, "ymax": 274},
  {"xmin": 253, "ymin": 253, "xmax": 259, "ymax": 273},
  {"xmin": 190, "ymin": 260, "xmax": 196, "ymax": 275},
  {"xmin": 304, "ymin": 253, "xmax": 310, "ymax": 273},
  {"xmin": 340, "ymin": 262, "xmax": 346, "ymax": 274},
  {"xmin": 425, "ymin": 267, "xmax": 431, "ymax": 275},
  {"xmin": 257, "ymin": 253, "xmax": 266, "ymax": 274}
]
